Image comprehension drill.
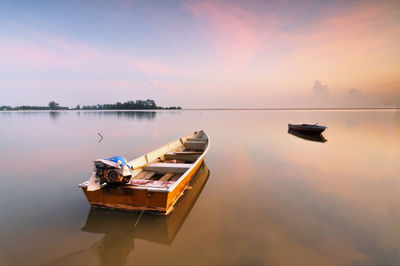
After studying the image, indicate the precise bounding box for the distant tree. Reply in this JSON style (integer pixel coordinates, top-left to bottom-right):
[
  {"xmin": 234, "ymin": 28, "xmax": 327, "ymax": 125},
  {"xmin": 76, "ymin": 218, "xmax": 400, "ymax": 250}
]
[
  {"xmin": 48, "ymin": 101, "xmax": 60, "ymax": 110},
  {"xmin": 144, "ymin": 99, "xmax": 156, "ymax": 109},
  {"xmin": 75, "ymin": 104, "xmax": 81, "ymax": 110}
]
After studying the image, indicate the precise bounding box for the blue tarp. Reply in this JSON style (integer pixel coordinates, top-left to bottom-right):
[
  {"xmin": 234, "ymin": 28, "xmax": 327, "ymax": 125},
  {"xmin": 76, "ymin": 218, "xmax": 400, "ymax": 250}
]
[{"xmin": 106, "ymin": 156, "xmax": 130, "ymax": 168}]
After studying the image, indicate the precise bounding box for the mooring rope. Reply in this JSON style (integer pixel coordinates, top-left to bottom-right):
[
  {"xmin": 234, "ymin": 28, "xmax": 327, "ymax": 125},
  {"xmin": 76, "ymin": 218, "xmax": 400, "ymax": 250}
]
[
  {"xmin": 46, "ymin": 248, "xmax": 89, "ymax": 265},
  {"xmin": 133, "ymin": 195, "xmax": 150, "ymax": 228}
]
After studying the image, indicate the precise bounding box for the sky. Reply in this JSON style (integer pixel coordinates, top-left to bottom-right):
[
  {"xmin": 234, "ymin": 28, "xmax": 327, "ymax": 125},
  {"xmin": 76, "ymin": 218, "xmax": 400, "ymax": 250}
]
[{"xmin": 0, "ymin": 0, "xmax": 399, "ymax": 108}]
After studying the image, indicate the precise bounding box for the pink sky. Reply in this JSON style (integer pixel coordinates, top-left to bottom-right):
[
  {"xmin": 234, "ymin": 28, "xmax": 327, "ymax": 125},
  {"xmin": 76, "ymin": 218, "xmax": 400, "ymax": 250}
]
[{"xmin": 0, "ymin": 0, "xmax": 399, "ymax": 108}]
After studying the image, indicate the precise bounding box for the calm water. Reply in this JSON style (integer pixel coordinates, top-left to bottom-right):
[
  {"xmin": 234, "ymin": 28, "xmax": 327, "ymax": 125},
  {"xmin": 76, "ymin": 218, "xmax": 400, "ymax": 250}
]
[{"xmin": 0, "ymin": 110, "xmax": 399, "ymax": 266}]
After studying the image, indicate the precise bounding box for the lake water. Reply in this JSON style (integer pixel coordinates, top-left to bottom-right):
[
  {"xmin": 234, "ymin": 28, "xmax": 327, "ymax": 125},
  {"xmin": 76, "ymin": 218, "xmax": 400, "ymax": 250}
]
[{"xmin": 0, "ymin": 110, "xmax": 399, "ymax": 266}]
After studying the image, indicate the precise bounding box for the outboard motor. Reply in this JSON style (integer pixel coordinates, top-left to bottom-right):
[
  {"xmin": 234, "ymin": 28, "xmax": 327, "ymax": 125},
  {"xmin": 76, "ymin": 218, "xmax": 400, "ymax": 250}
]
[{"xmin": 94, "ymin": 156, "xmax": 133, "ymax": 185}]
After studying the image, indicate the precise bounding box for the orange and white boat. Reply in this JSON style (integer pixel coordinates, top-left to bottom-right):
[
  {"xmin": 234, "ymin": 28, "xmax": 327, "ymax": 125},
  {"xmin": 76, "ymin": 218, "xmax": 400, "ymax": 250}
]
[{"xmin": 79, "ymin": 130, "xmax": 209, "ymax": 215}]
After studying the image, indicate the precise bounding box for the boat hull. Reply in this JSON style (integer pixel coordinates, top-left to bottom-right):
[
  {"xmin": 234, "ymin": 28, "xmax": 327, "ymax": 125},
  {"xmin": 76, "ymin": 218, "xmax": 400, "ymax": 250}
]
[
  {"xmin": 288, "ymin": 124, "xmax": 326, "ymax": 134},
  {"xmin": 288, "ymin": 129, "xmax": 327, "ymax": 142},
  {"xmin": 81, "ymin": 159, "xmax": 203, "ymax": 215}
]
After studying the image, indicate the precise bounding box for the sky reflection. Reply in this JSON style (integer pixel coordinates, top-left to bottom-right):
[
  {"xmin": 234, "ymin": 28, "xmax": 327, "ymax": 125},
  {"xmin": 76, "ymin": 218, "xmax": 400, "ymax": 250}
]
[{"xmin": 0, "ymin": 110, "xmax": 399, "ymax": 265}]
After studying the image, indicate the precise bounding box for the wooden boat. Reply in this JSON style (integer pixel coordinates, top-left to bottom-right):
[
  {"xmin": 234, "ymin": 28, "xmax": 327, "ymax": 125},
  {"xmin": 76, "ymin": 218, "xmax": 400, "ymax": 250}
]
[
  {"xmin": 79, "ymin": 130, "xmax": 209, "ymax": 215},
  {"xmin": 50, "ymin": 164, "xmax": 209, "ymax": 265},
  {"xmin": 288, "ymin": 123, "xmax": 327, "ymax": 134},
  {"xmin": 82, "ymin": 163, "xmax": 210, "ymax": 243},
  {"xmin": 288, "ymin": 129, "xmax": 327, "ymax": 143}
]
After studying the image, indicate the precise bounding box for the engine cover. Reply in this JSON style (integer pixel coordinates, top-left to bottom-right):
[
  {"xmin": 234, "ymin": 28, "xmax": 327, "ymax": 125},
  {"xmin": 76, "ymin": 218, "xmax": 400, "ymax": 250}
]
[
  {"xmin": 93, "ymin": 156, "xmax": 133, "ymax": 185},
  {"xmin": 104, "ymin": 169, "xmax": 123, "ymax": 184}
]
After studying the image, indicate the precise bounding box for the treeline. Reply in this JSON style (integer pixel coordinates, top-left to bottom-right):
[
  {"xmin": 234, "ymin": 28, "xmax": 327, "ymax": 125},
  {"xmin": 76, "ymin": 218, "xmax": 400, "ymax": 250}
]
[
  {"xmin": 1, "ymin": 101, "xmax": 69, "ymax": 111},
  {"xmin": 81, "ymin": 99, "xmax": 181, "ymax": 110},
  {"xmin": 1, "ymin": 105, "xmax": 48, "ymax": 110},
  {"xmin": 1, "ymin": 99, "xmax": 181, "ymax": 111}
]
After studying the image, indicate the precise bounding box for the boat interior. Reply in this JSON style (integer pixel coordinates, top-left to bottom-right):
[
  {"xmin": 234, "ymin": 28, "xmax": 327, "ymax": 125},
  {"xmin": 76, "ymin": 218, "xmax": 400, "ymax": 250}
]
[{"xmin": 127, "ymin": 131, "xmax": 208, "ymax": 184}]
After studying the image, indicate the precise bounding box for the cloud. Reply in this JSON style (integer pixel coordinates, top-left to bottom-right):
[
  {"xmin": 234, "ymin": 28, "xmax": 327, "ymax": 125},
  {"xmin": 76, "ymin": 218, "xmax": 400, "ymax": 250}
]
[
  {"xmin": 312, "ymin": 80, "xmax": 330, "ymax": 97},
  {"xmin": 0, "ymin": 35, "xmax": 173, "ymax": 77},
  {"xmin": 376, "ymin": 83, "xmax": 400, "ymax": 107},
  {"xmin": 346, "ymin": 88, "xmax": 368, "ymax": 107},
  {"xmin": 0, "ymin": 32, "xmax": 177, "ymax": 106},
  {"xmin": 184, "ymin": 0, "xmax": 261, "ymax": 64},
  {"xmin": 0, "ymin": 38, "xmax": 97, "ymax": 71},
  {"xmin": 309, "ymin": 82, "xmax": 382, "ymax": 107},
  {"xmin": 347, "ymin": 88, "xmax": 363, "ymax": 98},
  {"xmin": 131, "ymin": 60, "xmax": 171, "ymax": 76},
  {"xmin": 148, "ymin": 79, "xmax": 158, "ymax": 87}
]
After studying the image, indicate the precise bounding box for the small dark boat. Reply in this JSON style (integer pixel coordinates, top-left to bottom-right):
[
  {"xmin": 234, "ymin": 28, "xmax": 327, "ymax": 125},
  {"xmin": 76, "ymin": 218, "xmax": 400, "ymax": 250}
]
[
  {"xmin": 288, "ymin": 129, "xmax": 327, "ymax": 143},
  {"xmin": 288, "ymin": 123, "xmax": 327, "ymax": 134}
]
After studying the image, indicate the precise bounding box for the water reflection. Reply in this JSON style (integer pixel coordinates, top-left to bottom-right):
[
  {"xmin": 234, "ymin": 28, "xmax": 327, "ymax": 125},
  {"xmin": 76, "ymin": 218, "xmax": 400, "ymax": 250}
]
[
  {"xmin": 288, "ymin": 129, "xmax": 327, "ymax": 143},
  {"xmin": 81, "ymin": 163, "xmax": 209, "ymax": 266},
  {"xmin": 1, "ymin": 110, "xmax": 399, "ymax": 265},
  {"xmin": 80, "ymin": 111, "xmax": 157, "ymax": 121},
  {"xmin": 0, "ymin": 110, "xmax": 157, "ymax": 121},
  {"xmin": 49, "ymin": 111, "xmax": 61, "ymax": 120}
]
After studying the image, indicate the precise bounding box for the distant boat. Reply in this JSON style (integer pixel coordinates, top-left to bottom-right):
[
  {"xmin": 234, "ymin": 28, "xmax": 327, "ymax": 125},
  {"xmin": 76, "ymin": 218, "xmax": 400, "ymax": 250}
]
[
  {"xmin": 288, "ymin": 129, "xmax": 327, "ymax": 143},
  {"xmin": 288, "ymin": 123, "xmax": 327, "ymax": 134},
  {"xmin": 79, "ymin": 130, "xmax": 209, "ymax": 215}
]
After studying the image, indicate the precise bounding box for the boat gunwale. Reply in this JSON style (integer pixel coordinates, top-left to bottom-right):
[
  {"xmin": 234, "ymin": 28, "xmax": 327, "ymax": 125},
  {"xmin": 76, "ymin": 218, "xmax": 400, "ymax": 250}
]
[{"xmin": 288, "ymin": 123, "xmax": 327, "ymax": 130}]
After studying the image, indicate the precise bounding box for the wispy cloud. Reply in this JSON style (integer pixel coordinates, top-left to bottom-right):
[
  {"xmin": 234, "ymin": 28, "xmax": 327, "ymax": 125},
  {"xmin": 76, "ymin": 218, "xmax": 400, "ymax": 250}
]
[
  {"xmin": 184, "ymin": 0, "xmax": 262, "ymax": 64},
  {"xmin": 0, "ymin": 34, "xmax": 173, "ymax": 77},
  {"xmin": 0, "ymin": 31, "xmax": 177, "ymax": 106},
  {"xmin": 148, "ymin": 79, "xmax": 158, "ymax": 87},
  {"xmin": 132, "ymin": 60, "xmax": 171, "ymax": 75}
]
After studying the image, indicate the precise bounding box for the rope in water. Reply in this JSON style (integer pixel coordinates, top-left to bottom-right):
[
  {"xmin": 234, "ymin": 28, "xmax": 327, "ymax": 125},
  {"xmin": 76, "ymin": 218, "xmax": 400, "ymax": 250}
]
[{"xmin": 133, "ymin": 195, "xmax": 150, "ymax": 228}]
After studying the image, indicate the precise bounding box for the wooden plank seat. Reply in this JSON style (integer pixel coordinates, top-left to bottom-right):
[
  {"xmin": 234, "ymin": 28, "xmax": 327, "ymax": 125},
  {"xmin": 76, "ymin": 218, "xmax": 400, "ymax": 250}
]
[
  {"xmin": 183, "ymin": 140, "xmax": 206, "ymax": 150},
  {"xmin": 143, "ymin": 163, "xmax": 193, "ymax": 173},
  {"xmin": 164, "ymin": 152, "xmax": 201, "ymax": 162},
  {"xmin": 169, "ymin": 173, "xmax": 183, "ymax": 181},
  {"xmin": 184, "ymin": 140, "xmax": 206, "ymax": 144},
  {"xmin": 186, "ymin": 137, "xmax": 207, "ymax": 141},
  {"xmin": 173, "ymin": 151, "xmax": 203, "ymax": 155},
  {"xmin": 127, "ymin": 179, "xmax": 175, "ymax": 189},
  {"xmin": 159, "ymin": 172, "xmax": 175, "ymax": 181},
  {"xmin": 133, "ymin": 171, "xmax": 156, "ymax": 180}
]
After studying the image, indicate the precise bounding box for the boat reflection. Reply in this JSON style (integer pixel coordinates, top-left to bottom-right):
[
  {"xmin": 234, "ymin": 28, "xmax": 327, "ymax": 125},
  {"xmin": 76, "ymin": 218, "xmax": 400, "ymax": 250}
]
[
  {"xmin": 288, "ymin": 129, "xmax": 327, "ymax": 143},
  {"xmin": 81, "ymin": 162, "xmax": 210, "ymax": 266}
]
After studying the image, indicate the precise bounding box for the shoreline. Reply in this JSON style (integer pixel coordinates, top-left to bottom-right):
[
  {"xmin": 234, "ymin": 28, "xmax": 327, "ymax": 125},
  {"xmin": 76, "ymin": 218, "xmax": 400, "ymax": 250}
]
[{"xmin": 1, "ymin": 107, "xmax": 399, "ymax": 112}]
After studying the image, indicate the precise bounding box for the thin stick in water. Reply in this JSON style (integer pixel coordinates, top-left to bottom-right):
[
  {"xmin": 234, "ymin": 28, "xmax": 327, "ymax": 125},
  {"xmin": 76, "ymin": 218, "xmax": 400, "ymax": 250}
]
[{"xmin": 98, "ymin": 132, "xmax": 103, "ymax": 143}]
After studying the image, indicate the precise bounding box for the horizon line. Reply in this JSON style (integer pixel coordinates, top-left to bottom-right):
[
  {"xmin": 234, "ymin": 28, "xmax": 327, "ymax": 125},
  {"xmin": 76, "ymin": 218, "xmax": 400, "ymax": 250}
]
[
  {"xmin": 182, "ymin": 107, "xmax": 400, "ymax": 110},
  {"xmin": 1, "ymin": 107, "xmax": 399, "ymax": 111}
]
